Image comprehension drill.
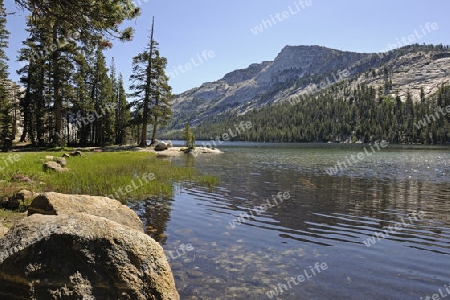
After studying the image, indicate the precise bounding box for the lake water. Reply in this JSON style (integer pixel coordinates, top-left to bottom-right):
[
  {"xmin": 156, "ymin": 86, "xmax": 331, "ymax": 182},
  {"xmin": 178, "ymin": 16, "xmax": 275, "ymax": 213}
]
[{"xmin": 129, "ymin": 143, "xmax": 450, "ymax": 300}]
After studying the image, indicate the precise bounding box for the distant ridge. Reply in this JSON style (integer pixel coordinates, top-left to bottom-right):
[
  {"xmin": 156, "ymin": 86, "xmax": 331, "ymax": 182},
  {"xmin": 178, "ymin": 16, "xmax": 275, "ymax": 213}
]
[{"xmin": 165, "ymin": 44, "xmax": 450, "ymax": 132}]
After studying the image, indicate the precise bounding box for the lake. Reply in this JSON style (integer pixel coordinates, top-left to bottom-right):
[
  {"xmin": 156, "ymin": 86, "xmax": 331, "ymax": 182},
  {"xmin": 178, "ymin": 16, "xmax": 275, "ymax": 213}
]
[{"xmin": 129, "ymin": 142, "xmax": 450, "ymax": 299}]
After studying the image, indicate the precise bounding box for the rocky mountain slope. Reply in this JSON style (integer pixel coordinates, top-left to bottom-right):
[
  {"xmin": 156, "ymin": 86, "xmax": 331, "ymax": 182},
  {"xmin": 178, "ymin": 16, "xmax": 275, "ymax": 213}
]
[{"xmin": 167, "ymin": 44, "xmax": 450, "ymax": 131}]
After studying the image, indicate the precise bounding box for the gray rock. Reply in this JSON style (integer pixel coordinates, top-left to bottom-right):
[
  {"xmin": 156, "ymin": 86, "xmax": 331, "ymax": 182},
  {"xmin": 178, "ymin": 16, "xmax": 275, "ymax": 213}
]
[
  {"xmin": 167, "ymin": 141, "xmax": 173, "ymax": 148},
  {"xmin": 154, "ymin": 142, "xmax": 168, "ymax": 151},
  {"xmin": 70, "ymin": 150, "xmax": 82, "ymax": 156},
  {"xmin": 56, "ymin": 157, "xmax": 67, "ymax": 166},
  {"xmin": 28, "ymin": 192, "xmax": 144, "ymax": 233},
  {"xmin": 43, "ymin": 161, "xmax": 67, "ymax": 172},
  {"xmin": 0, "ymin": 213, "xmax": 179, "ymax": 300}
]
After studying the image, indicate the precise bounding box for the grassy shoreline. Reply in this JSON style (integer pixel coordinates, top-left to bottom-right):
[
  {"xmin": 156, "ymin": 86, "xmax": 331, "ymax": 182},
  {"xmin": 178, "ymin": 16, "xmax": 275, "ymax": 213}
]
[{"xmin": 0, "ymin": 150, "xmax": 218, "ymax": 226}]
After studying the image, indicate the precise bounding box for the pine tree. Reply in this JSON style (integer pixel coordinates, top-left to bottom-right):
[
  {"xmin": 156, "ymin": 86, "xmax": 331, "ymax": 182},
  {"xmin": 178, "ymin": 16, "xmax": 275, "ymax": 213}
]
[
  {"xmin": 0, "ymin": 0, "xmax": 11, "ymax": 151},
  {"xmin": 115, "ymin": 73, "xmax": 130, "ymax": 145},
  {"xmin": 149, "ymin": 50, "xmax": 173, "ymax": 145},
  {"xmin": 91, "ymin": 47, "xmax": 115, "ymax": 146},
  {"xmin": 14, "ymin": 1, "xmax": 139, "ymax": 146},
  {"xmin": 130, "ymin": 17, "xmax": 169, "ymax": 147},
  {"xmin": 182, "ymin": 122, "xmax": 195, "ymax": 150},
  {"xmin": 71, "ymin": 47, "xmax": 93, "ymax": 145},
  {"xmin": 110, "ymin": 58, "xmax": 130, "ymax": 145}
]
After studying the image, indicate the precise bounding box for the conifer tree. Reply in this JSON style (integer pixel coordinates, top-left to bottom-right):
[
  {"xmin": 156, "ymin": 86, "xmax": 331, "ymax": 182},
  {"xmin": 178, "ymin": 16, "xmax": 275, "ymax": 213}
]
[
  {"xmin": 15, "ymin": 0, "xmax": 139, "ymax": 145},
  {"xmin": 0, "ymin": 0, "xmax": 11, "ymax": 151},
  {"xmin": 149, "ymin": 50, "xmax": 173, "ymax": 145},
  {"xmin": 130, "ymin": 17, "xmax": 168, "ymax": 147},
  {"xmin": 91, "ymin": 47, "xmax": 115, "ymax": 146},
  {"xmin": 115, "ymin": 73, "xmax": 130, "ymax": 145}
]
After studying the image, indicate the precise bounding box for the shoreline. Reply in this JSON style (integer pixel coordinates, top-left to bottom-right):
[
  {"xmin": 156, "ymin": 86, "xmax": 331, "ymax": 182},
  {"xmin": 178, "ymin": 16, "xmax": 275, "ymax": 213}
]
[{"xmin": 139, "ymin": 146, "xmax": 223, "ymax": 157}]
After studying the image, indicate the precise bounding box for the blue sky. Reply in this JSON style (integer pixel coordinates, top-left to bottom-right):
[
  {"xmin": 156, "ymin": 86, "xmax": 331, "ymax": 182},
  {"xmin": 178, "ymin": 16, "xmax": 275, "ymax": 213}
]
[{"xmin": 4, "ymin": 0, "xmax": 450, "ymax": 94}]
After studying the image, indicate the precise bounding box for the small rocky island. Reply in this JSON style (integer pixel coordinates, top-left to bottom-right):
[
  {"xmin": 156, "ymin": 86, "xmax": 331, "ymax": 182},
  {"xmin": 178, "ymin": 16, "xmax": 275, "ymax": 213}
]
[{"xmin": 0, "ymin": 192, "xmax": 179, "ymax": 299}]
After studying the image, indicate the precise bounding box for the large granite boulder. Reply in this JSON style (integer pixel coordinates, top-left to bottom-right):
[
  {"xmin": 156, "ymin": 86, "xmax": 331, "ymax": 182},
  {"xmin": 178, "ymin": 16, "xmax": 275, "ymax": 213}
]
[
  {"xmin": 28, "ymin": 192, "xmax": 144, "ymax": 232},
  {"xmin": 0, "ymin": 213, "xmax": 179, "ymax": 299}
]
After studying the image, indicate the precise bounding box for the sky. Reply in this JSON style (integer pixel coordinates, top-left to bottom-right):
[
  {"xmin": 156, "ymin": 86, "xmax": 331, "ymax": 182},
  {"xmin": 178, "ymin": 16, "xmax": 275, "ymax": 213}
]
[{"xmin": 4, "ymin": 0, "xmax": 450, "ymax": 94}]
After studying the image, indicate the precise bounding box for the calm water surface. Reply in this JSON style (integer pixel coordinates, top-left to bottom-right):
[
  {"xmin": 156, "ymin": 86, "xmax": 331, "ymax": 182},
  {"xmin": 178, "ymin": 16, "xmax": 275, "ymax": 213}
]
[{"xmin": 129, "ymin": 143, "xmax": 450, "ymax": 299}]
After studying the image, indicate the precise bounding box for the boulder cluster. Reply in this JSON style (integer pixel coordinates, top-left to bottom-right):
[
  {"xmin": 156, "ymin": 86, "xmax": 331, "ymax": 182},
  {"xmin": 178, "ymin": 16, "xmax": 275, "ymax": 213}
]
[{"xmin": 0, "ymin": 192, "xmax": 179, "ymax": 299}]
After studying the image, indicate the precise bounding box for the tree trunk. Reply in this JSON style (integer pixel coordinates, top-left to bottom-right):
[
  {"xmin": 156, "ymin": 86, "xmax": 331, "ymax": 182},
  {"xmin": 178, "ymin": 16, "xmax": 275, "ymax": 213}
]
[
  {"xmin": 52, "ymin": 25, "xmax": 62, "ymax": 146},
  {"xmin": 20, "ymin": 76, "xmax": 32, "ymax": 142},
  {"xmin": 151, "ymin": 117, "xmax": 158, "ymax": 145}
]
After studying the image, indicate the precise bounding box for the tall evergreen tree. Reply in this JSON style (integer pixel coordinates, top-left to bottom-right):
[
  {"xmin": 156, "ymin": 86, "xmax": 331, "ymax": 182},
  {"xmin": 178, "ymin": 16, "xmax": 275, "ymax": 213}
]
[
  {"xmin": 0, "ymin": 0, "xmax": 11, "ymax": 151},
  {"xmin": 14, "ymin": 0, "xmax": 139, "ymax": 145},
  {"xmin": 115, "ymin": 73, "xmax": 130, "ymax": 145},
  {"xmin": 91, "ymin": 47, "xmax": 115, "ymax": 146},
  {"xmin": 149, "ymin": 50, "xmax": 173, "ymax": 145},
  {"xmin": 129, "ymin": 17, "xmax": 155, "ymax": 147}
]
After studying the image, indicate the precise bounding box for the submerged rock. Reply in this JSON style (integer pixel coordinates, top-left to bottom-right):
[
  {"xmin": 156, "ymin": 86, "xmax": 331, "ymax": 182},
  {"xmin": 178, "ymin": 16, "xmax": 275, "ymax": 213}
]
[
  {"xmin": 0, "ymin": 213, "xmax": 179, "ymax": 299},
  {"xmin": 28, "ymin": 192, "xmax": 144, "ymax": 232}
]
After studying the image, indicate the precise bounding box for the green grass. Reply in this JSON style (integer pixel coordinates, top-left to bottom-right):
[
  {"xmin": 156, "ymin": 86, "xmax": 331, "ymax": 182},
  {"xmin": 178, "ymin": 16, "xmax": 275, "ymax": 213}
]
[{"xmin": 0, "ymin": 151, "xmax": 218, "ymax": 203}]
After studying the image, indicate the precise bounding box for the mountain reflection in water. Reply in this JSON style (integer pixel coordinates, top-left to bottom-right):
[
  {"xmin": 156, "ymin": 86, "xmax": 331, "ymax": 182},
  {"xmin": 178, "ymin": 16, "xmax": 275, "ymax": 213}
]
[{"xmin": 129, "ymin": 143, "xmax": 450, "ymax": 299}]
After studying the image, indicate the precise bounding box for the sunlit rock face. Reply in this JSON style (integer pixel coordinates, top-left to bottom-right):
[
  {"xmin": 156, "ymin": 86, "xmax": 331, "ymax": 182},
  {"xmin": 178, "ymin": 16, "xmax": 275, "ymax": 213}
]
[
  {"xmin": 0, "ymin": 203, "xmax": 179, "ymax": 299},
  {"xmin": 169, "ymin": 45, "xmax": 450, "ymax": 130}
]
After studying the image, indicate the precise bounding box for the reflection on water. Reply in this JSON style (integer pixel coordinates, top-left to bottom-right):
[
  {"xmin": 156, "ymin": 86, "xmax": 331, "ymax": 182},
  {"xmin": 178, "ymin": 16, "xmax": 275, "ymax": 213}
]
[{"xmin": 130, "ymin": 143, "xmax": 450, "ymax": 299}]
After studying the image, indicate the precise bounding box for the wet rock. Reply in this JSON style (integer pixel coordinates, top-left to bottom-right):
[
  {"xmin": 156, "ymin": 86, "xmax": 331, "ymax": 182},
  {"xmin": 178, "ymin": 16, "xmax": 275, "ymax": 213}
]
[
  {"xmin": 28, "ymin": 192, "xmax": 144, "ymax": 233},
  {"xmin": 186, "ymin": 270, "xmax": 204, "ymax": 279},
  {"xmin": 0, "ymin": 213, "xmax": 179, "ymax": 300}
]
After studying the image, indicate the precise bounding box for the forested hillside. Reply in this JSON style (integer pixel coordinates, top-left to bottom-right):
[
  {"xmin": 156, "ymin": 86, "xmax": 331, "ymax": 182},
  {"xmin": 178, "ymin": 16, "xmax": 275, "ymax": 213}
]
[
  {"xmin": 166, "ymin": 82, "xmax": 450, "ymax": 145},
  {"xmin": 161, "ymin": 44, "xmax": 450, "ymax": 144}
]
